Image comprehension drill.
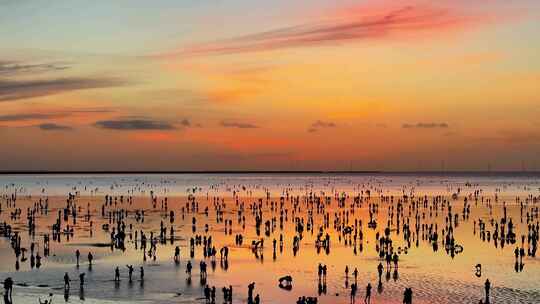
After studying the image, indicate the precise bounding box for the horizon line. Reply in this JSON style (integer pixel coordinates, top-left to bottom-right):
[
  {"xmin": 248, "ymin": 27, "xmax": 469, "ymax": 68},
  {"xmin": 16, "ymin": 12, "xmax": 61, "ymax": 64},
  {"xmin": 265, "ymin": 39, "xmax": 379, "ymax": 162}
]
[{"xmin": 0, "ymin": 170, "xmax": 539, "ymax": 175}]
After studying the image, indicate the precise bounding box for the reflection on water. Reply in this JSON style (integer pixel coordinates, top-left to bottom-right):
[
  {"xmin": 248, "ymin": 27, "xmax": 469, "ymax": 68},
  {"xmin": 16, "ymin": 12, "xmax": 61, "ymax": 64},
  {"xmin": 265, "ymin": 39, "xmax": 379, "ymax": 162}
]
[{"xmin": 0, "ymin": 173, "xmax": 539, "ymax": 304}]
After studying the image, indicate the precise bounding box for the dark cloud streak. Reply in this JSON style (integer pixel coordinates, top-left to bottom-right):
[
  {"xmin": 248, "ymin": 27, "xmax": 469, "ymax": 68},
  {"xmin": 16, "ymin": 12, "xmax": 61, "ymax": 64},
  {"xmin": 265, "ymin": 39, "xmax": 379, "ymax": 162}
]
[
  {"xmin": 0, "ymin": 78, "xmax": 127, "ymax": 102},
  {"xmin": 0, "ymin": 61, "xmax": 69, "ymax": 76},
  {"xmin": 0, "ymin": 113, "xmax": 68, "ymax": 122},
  {"xmin": 402, "ymin": 122, "xmax": 449, "ymax": 129},
  {"xmin": 220, "ymin": 121, "xmax": 259, "ymax": 129},
  {"xmin": 94, "ymin": 119, "xmax": 176, "ymax": 131},
  {"xmin": 38, "ymin": 123, "xmax": 73, "ymax": 131}
]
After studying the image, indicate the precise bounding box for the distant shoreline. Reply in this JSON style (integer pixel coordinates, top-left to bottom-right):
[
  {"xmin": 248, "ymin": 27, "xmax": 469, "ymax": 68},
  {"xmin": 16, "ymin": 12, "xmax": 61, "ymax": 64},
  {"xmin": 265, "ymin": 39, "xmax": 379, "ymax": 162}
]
[{"xmin": 0, "ymin": 170, "xmax": 539, "ymax": 176}]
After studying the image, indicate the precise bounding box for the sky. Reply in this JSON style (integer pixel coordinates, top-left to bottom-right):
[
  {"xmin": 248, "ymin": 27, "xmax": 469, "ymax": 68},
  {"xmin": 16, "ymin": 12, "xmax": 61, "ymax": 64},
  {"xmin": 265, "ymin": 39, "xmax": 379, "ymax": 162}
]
[{"xmin": 1, "ymin": 0, "xmax": 540, "ymax": 171}]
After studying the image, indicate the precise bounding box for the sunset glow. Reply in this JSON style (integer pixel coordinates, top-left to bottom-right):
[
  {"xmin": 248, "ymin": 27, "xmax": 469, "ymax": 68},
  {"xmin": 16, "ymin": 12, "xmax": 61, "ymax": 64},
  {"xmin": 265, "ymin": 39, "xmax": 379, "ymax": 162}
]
[{"xmin": 1, "ymin": 0, "xmax": 539, "ymax": 171}]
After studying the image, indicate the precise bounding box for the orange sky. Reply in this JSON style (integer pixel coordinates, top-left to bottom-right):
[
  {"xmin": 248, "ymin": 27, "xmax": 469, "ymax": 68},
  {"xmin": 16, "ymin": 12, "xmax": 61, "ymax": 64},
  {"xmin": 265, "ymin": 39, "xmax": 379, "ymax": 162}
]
[{"xmin": 1, "ymin": 0, "xmax": 539, "ymax": 171}]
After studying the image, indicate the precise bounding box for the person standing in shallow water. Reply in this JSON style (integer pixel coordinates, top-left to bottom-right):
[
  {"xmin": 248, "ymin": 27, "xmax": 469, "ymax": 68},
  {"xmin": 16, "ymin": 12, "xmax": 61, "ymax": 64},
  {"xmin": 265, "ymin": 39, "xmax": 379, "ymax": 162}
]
[
  {"xmin": 174, "ymin": 246, "xmax": 180, "ymax": 264},
  {"xmin": 204, "ymin": 285, "xmax": 211, "ymax": 303},
  {"xmin": 63, "ymin": 272, "xmax": 70, "ymax": 290},
  {"xmin": 79, "ymin": 273, "xmax": 85, "ymax": 286},
  {"xmin": 484, "ymin": 279, "xmax": 491, "ymax": 304},
  {"xmin": 364, "ymin": 283, "xmax": 372, "ymax": 304},
  {"xmin": 350, "ymin": 282, "xmax": 357, "ymax": 304},
  {"xmin": 403, "ymin": 288, "xmax": 412, "ymax": 304},
  {"xmin": 186, "ymin": 261, "xmax": 192, "ymax": 276},
  {"xmin": 3, "ymin": 277, "xmax": 13, "ymax": 304},
  {"xmin": 248, "ymin": 282, "xmax": 255, "ymax": 304},
  {"xmin": 377, "ymin": 263, "xmax": 383, "ymax": 282},
  {"xmin": 126, "ymin": 265, "xmax": 134, "ymax": 282}
]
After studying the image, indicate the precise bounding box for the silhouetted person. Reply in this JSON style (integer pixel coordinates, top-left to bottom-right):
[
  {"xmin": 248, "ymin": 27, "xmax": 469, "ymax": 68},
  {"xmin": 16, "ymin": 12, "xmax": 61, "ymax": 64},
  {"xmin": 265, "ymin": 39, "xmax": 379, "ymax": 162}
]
[
  {"xmin": 403, "ymin": 288, "xmax": 412, "ymax": 304},
  {"xmin": 79, "ymin": 273, "xmax": 85, "ymax": 286},
  {"xmin": 186, "ymin": 261, "xmax": 192, "ymax": 276},
  {"xmin": 364, "ymin": 283, "xmax": 372, "ymax": 304},
  {"xmin": 248, "ymin": 282, "xmax": 255, "ymax": 304},
  {"xmin": 350, "ymin": 283, "xmax": 357, "ymax": 303},
  {"xmin": 204, "ymin": 285, "xmax": 211, "ymax": 303},
  {"xmin": 127, "ymin": 265, "xmax": 134, "ymax": 282},
  {"xmin": 3, "ymin": 277, "xmax": 13, "ymax": 304},
  {"xmin": 174, "ymin": 246, "xmax": 180, "ymax": 264},
  {"xmin": 484, "ymin": 279, "xmax": 491, "ymax": 304},
  {"xmin": 63, "ymin": 272, "xmax": 70, "ymax": 290}
]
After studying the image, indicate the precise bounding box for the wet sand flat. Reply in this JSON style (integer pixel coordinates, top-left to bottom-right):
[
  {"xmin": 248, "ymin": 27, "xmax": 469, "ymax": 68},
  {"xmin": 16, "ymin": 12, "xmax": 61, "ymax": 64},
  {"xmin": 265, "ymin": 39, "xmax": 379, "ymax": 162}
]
[{"xmin": 0, "ymin": 173, "xmax": 539, "ymax": 303}]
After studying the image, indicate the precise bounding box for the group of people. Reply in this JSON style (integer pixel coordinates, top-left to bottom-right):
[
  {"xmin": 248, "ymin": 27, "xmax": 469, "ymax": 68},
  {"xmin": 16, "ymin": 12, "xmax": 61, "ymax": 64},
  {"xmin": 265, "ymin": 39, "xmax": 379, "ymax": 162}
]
[{"xmin": 0, "ymin": 176, "xmax": 536, "ymax": 304}]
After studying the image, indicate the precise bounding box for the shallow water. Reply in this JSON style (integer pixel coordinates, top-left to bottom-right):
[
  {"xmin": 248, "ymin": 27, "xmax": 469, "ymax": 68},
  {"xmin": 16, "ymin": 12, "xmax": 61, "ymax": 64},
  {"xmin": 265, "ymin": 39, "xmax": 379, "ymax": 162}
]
[{"xmin": 0, "ymin": 173, "xmax": 539, "ymax": 304}]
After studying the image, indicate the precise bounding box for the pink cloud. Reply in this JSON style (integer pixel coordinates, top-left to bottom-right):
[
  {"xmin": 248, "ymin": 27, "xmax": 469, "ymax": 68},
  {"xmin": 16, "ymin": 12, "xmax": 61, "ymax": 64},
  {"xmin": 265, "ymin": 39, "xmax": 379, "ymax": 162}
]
[{"xmin": 162, "ymin": 3, "xmax": 493, "ymax": 57}]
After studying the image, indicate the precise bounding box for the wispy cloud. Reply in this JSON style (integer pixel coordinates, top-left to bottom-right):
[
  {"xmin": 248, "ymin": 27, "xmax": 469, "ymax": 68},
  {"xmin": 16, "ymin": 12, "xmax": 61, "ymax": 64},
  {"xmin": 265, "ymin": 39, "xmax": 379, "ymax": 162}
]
[
  {"xmin": 38, "ymin": 123, "xmax": 73, "ymax": 131},
  {"xmin": 0, "ymin": 78, "xmax": 127, "ymax": 102},
  {"xmin": 94, "ymin": 119, "xmax": 176, "ymax": 131},
  {"xmin": 402, "ymin": 122, "xmax": 449, "ymax": 129},
  {"xmin": 0, "ymin": 113, "xmax": 68, "ymax": 122},
  {"xmin": 0, "ymin": 61, "xmax": 70, "ymax": 76},
  {"xmin": 220, "ymin": 121, "xmax": 259, "ymax": 129},
  {"xmin": 67, "ymin": 109, "xmax": 115, "ymax": 114},
  {"xmin": 0, "ymin": 109, "xmax": 115, "ymax": 124},
  {"xmin": 166, "ymin": 4, "xmax": 480, "ymax": 57}
]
